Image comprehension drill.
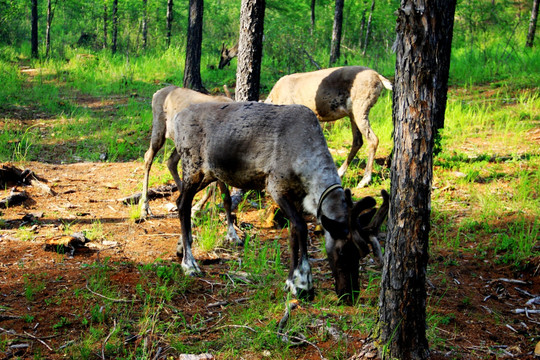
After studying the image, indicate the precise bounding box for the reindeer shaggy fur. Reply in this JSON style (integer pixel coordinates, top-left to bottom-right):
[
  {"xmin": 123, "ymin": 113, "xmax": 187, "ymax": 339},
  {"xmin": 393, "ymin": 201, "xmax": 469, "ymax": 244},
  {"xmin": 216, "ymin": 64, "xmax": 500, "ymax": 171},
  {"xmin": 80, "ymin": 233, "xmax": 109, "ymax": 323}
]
[
  {"xmin": 265, "ymin": 66, "xmax": 392, "ymax": 188},
  {"xmin": 139, "ymin": 86, "xmax": 234, "ymax": 223},
  {"xmin": 172, "ymin": 101, "xmax": 388, "ymax": 301}
]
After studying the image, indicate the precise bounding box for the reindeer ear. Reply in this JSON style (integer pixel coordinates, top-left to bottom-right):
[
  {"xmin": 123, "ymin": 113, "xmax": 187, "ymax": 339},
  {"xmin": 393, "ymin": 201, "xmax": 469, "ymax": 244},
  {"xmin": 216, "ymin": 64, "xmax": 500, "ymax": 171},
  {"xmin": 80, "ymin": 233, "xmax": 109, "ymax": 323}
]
[
  {"xmin": 321, "ymin": 215, "xmax": 349, "ymax": 239},
  {"xmin": 351, "ymin": 196, "xmax": 376, "ymax": 220},
  {"xmin": 358, "ymin": 208, "xmax": 377, "ymax": 227}
]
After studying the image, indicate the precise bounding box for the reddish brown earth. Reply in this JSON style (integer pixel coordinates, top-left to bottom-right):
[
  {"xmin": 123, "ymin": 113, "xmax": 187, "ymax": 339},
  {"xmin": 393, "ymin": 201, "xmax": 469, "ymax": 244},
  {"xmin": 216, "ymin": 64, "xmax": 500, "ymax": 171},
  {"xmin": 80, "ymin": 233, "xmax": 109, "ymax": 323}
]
[{"xmin": 0, "ymin": 160, "xmax": 538, "ymax": 359}]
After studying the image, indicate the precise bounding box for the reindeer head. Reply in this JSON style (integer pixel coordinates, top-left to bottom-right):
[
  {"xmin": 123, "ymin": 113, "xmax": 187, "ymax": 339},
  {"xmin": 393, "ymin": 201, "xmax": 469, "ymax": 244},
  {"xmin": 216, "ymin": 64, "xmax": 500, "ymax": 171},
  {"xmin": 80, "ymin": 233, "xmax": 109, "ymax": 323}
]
[
  {"xmin": 320, "ymin": 189, "xmax": 389, "ymax": 304},
  {"xmin": 218, "ymin": 43, "xmax": 239, "ymax": 69}
]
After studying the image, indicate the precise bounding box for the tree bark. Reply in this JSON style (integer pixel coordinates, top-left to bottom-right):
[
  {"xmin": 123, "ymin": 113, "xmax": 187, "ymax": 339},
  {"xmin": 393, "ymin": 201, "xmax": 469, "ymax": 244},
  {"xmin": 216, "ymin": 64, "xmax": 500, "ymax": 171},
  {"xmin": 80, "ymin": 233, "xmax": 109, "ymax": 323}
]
[
  {"xmin": 142, "ymin": 0, "xmax": 148, "ymax": 49},
  {"xmin": 235, "ymin": 0, "xmax": 266, "ymax": 102},
  {"xmin": 45, "ymin": 0, "xmax": 54, "ymax": 57},
  {"xmin": 166, "ymin": 0, "xmax": 173, "ymax": 48},
  {"xmin": 376, "ymin": 1, "xmax": 456, "ymax": 359},
  {"xmin": 111, "ymin": 0, "xmax": 118, "ymax": 54},
  {"xmin": 329, "ymin": 0, "xmax": 343, "ymax": 66},
  {"xmin": 103, "ymin": 1, "xmax": 108, "ymax": 49},
  {"xmin": 31, "ymin": 0, "xmax": 38, "ymax": 58},
  {"xmin": 183, "ymin": 0, "xmax": 207, "ymax": 93},
  {"xmin": 526, "ymin": 0, "xmax": 539, "ymax": 47},
  {"xmin": 362, "ymin": 0, "xmax": 375, "ymax": 55}
]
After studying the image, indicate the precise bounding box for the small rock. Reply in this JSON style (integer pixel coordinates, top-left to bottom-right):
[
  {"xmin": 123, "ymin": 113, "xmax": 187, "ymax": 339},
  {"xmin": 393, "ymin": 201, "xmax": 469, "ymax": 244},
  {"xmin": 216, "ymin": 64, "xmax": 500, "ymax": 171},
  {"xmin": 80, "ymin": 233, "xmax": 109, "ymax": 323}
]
[
  {"xmin": 165, "ymin": 203, "xmax": 177, "ymax": 212},
  {"xmin": 534, "ymin": 341, "xmax": 540, "ymax": 357}
]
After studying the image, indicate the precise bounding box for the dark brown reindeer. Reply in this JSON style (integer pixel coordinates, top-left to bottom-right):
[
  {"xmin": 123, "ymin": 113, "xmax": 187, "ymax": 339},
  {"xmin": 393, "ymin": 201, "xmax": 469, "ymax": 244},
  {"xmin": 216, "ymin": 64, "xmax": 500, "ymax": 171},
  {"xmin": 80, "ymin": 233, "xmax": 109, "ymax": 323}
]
[
  {"xmin": 218, "ymin": 43, "xmax": 238, "ymax": 69},
  {"xmin": 171, "ymin": 101, "xmax": 388, "ymax": 302},
  {"xmin": 265, "ymin": 66, "xmax": 393, "ymax": 188}
]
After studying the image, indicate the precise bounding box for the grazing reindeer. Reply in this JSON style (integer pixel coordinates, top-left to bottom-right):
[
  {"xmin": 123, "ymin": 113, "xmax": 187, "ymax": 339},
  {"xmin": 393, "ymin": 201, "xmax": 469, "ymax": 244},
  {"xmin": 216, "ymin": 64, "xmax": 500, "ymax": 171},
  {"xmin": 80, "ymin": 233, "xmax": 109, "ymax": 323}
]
[
  {"xmin": 172, "ymin": 101, "xmax": 388, "ymax": 302},
  {"xmin": 140, "ymin": 86, "xmax": 234, "ymax": 226},
  {"xmin": 218, "ymin": 43, "xmax": 239, "ymax": 69},
  {"xmin": 265, "ymin": 66, "xmax": 393, "ymax": 188}
]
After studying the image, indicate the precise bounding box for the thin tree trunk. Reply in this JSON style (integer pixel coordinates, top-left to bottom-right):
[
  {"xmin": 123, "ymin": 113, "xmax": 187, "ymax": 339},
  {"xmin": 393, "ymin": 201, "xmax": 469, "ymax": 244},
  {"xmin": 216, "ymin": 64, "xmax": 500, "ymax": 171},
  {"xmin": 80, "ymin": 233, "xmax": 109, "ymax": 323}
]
[
  {"xmin": 526, "ymin": 0, "xmax": 539, "ymax": 47},
  {"xmin": 235, "ymin": 0, "xmax": 266, "ymax": 101},
  {"xmin": 329, "ymin": 0, "xmax": 343, "ymax": 66},
  {"xmin": 183, "ymin": 0, "xmax": 207, "ymax": 93},
  {"xmin": 111, "ymin": 0, "xmax": 118, "ymax": 54},
  {"xmin": 376, "ymin": 1, "xmax": 456, "ymax": 359},
  {"xmin": 31, "ymin": 0, "xmax": 38, "ymax": 58},
  {"xmin": 142, "ymin": 0, "xmax": 148, "ymax": 49},
  {"xmin": 103, "ymin": 1, "xmax": 108, "ymax": 49},
  {"xmin": 358, "ymin": 8, "xmax": 366, "ymax": 48},
  {"xmin": 362, "ymin": 0, "xmax": 375, "ymax": 55},
  {"xmin": 310, "ymin": 0, "xmax": 316, "ymax": 35},
  {"xmin": 166, "ymin": 0, "xmax": 173, "ymax": 48},
  {"xmin": 45, "ymin": 0, "xmax": 54, "ymax": 57},
  {"xmin": 433, "ymin": 0, "xmax": 457, "ymax": 152}
]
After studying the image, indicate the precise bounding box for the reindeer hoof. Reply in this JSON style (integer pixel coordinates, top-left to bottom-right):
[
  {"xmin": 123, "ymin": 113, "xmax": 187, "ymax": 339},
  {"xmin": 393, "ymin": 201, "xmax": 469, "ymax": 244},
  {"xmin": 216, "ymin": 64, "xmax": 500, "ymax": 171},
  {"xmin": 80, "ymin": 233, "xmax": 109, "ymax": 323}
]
[
  {"xmin": 181, "ymin": 261, "xmax": 201, "ymax": 277},
  {"xmin": 284, "ymin": 278, "xmax": 314, "ymax": 301}
]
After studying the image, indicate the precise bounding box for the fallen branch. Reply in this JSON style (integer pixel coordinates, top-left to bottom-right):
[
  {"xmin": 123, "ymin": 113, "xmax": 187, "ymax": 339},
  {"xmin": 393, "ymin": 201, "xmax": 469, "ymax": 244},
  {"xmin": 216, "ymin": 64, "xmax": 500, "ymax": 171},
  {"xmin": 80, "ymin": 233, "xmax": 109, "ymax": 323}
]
[
  {"xmin": 492, "ymin": 278, "xmax": 529, "ymax": 285},
  {"xmin": 513, "ymin": 308, "xmax": 540, "ymax": 314},
  {"xmin": 119, "ymin": 184, "xmax": 178, "ymax": 205},
  {"xmin": 0, "ymin": 326, "xmax": 53, "ymax": 351},
  {"xmin": 85, "ymin": 282, "xmax": 138, "ymax": 303},
  {"xmin": 207, "ymin": 297, "xmax": 249, "ymax": 308},
  {"xmin": 0, "ymin": 189, "xmax": 28, "ymax": 209},
  {"xmin": 0, "ymin": 164, "xmax": 55, "ymax": 195},
  {"xmin": 101, "ymin": 319, "xmax": 117, "ymax": 360}
]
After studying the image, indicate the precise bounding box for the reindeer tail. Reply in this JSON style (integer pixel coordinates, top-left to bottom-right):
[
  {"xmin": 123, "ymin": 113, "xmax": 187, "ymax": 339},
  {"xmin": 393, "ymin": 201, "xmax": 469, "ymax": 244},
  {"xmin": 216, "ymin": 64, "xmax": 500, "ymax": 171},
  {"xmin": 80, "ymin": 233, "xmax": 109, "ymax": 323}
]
[{"xmin": 378, "ymin": 75, "xmax": 393, "ymax": 91}]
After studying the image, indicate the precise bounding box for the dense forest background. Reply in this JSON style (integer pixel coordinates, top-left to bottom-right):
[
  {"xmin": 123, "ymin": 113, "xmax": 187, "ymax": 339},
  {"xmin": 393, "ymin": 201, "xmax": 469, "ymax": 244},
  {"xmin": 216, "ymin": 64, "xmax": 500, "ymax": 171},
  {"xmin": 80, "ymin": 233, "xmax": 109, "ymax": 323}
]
[{"xmin": 1, "ymin": 0, "xmax": 538, "ymax": 93}]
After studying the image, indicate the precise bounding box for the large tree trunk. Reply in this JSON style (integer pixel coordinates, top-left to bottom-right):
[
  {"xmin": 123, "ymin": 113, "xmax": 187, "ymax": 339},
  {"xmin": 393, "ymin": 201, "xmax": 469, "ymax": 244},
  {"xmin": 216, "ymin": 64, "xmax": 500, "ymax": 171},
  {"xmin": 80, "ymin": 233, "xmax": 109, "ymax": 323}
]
[
  {"xmin": 183, "ymin": 0, "xmax": 207, "ymax": 93},
  {"xmin": 142, "ymin": 0, "xmax": 148, "ymax": 49},
  {"xmin": 111, "ymin": 0, "xmax": 118, "ymax": 54},
  {"xmin": 166, "ymin": 0, "xmax": 173, "ymax": 48},
  {"xmin": 526, "ymin": 0, "xmax": 539, "ymax": 47},
  {"xmin": 31, "ymin": 0, "xmax": 38, "ymax": 58},
  {"xmin": 45, "ymin": 0, "xmax": 54, "ymax": 57},
  {"xmin": 328, "ymin": 0, "xmax": 343, "ymax": 66},
  {"xmin": 376, "ymin": 1, "xmax": 456, "ymax": 359},
  {"xmin": 103, "ymin": 1, "xmax": 108, "ymax": 49},
  {"xmin": 235, "ymin": 0, "xmax": 266, "ymax": 102}
]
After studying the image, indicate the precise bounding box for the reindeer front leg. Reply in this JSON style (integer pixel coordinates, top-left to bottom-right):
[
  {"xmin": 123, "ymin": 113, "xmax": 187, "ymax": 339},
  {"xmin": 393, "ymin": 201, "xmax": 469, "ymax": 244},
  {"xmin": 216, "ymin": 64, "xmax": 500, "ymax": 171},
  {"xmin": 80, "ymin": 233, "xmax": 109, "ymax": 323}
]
[
  {"xmin": 275, "ymin": 196, "xmax": 314, "ymax": 300},
  {"xmin": 176, "ymin": 182, "xmax": 201, "ymax": 276}
]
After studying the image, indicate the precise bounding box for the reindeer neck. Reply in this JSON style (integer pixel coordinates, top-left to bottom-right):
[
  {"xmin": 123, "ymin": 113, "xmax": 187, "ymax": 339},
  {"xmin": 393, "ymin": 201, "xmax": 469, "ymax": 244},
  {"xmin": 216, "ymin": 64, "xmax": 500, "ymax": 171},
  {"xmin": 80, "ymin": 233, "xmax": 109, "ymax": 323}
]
[{"xmin": 302, "ymin": 169, "xmax": 342, "ymax": 216}]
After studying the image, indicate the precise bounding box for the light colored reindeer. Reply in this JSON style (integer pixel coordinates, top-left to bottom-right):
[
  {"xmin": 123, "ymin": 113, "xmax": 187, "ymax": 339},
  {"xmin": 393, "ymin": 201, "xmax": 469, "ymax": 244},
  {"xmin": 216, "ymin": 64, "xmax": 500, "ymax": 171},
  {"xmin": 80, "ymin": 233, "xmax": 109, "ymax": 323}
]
[
  {"xmin": 171, "ymin": 101, "xmax": 388, "ymax": 302},
  {"xmin": 265, "ymin": 66, "xmax": 392, "ymax": 188},
  {"xmin": 139, "ymin": 86, "xmax": 233, "ymax": 222}
]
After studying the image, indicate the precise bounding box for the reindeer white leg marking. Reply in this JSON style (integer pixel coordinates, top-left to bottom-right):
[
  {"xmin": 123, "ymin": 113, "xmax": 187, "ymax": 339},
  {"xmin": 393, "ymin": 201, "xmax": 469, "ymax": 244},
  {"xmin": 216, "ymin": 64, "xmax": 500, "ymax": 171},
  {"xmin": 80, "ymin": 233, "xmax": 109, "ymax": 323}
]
[
  {"xmin": 284, "ymin": 256, "xmax": 313, "ymax": 296},
  {"xmin": 179, "ymin": 234, "xmax": 201, "ymax": 276},
  {"xmin": 217, "ymin": 181, "xmax": 243, "ymax": 246}
]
